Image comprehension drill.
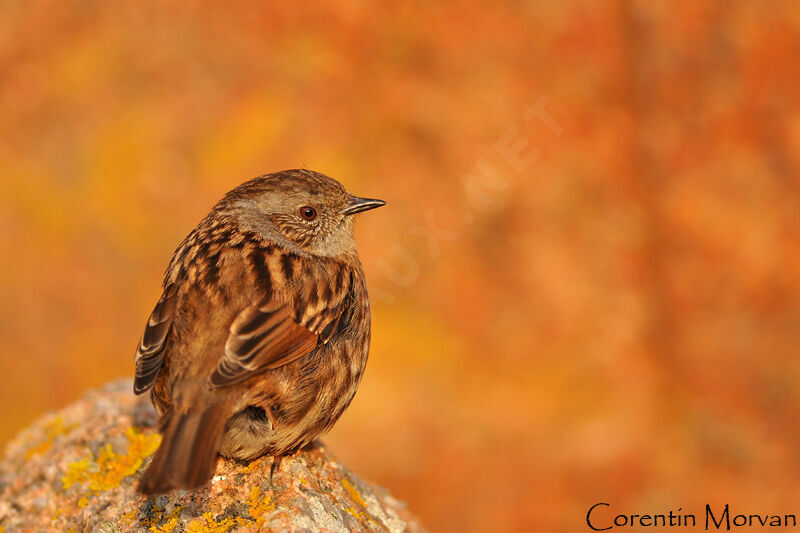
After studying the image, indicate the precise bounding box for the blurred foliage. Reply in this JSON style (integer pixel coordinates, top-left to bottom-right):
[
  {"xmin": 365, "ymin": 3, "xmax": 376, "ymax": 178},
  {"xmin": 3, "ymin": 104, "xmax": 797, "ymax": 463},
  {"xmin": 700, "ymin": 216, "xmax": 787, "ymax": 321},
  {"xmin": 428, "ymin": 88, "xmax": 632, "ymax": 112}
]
[{"xmin": 2, "ymin": 1, "xmax": 800, "ymax": 531}]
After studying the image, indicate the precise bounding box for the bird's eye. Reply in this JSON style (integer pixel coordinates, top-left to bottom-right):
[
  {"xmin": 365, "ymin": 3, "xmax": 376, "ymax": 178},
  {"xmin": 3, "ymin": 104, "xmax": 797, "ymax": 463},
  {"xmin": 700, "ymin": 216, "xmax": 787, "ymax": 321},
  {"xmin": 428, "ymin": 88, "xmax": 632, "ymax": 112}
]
[{"xmin": 299, "ymin": 206, "xmax": 317, "ymax": 221}]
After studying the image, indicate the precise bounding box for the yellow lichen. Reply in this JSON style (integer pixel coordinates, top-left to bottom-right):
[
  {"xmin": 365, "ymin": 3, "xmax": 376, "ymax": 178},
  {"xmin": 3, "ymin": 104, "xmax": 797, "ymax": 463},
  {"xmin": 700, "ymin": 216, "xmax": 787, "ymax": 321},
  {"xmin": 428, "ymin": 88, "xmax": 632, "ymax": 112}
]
[
  {"xmin": 341, "ymin": 478, "xmax": 367, "ymax": 508},
  {"xmin": 341, "ymin": 479, "xmax": 381, "ymax": 527},
  {"xmin": 120, "ymin": 507, "xmax": 138, "ymax": 528},
  {"xmin": 25, "ymin": 416, "xmax": 76, "ymax": 460},
  {"xmin": 77, "ymin": 495, "xmax": 88, "ymax": 508},
  {"xmin": 150, "ymin": 516, "xmax": 179, "ymax": 533},
  {"xmin": 168, "ymin": 488, "xmax": 272, "ymax": 532},
  {"xmin": 61, "ymin": 427, "xmax": 161, "ymax": 493},
  {"xmin": 140, "ymin": 502, "xmax": 163, "ymax": 529},
  {"xmin": 184, "ymin": 512, "xmax": 243, "ymax": 533},
  {"xmin": 62, "ymin": 458, "xmax": 91, "ymax": 489},
  {"xmin": 240, "ymin": 456, "xmax": 264, "ymax": 474},
  {"xmin": 247, "ymin": 486, "xmax": 274, "ymax": 526},
  {"xmin": 141, "ymin": 502, "xmax": 182, "ymax": 531},
  {"xmin": 25, "ymin": 438, "xmax": 54, "ymax": 459}
]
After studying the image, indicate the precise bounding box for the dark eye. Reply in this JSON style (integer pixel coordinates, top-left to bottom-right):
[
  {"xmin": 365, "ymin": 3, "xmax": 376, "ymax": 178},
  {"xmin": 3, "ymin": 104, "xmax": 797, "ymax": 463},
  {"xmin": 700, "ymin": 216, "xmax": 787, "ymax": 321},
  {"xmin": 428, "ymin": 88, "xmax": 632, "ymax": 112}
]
[{"xmin": 299, "ymin": 206, "xmax": 317, "ymax": 221}]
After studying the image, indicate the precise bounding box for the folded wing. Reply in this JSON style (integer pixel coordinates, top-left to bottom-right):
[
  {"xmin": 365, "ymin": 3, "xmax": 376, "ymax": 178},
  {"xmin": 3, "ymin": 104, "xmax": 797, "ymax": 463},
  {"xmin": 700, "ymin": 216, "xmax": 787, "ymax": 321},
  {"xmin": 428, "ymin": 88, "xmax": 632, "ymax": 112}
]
[
  {"xmin": 210, "ymin": 266, "xmax": 352, "ymax": 388},
  {"xmin": 134, "ymin": 283, "xmax": 178, "ymax": 394}
]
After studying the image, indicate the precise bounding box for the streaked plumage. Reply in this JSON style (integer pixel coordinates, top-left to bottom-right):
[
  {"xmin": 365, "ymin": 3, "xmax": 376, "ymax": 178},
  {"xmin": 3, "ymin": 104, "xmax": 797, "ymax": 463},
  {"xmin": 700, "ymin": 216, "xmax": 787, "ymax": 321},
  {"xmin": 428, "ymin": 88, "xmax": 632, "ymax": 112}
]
[{"xmin": 133, "ymin": 169, "xmax": 384, "ymax": 494}]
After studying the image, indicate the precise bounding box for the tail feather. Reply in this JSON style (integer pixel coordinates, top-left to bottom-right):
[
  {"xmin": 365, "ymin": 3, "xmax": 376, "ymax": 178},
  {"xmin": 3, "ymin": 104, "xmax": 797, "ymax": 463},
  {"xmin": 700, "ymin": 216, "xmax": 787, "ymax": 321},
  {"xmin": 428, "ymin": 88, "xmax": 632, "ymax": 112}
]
[{"xmin": 138, "ymin": 403, "xmax": 229, "ymax": 495}]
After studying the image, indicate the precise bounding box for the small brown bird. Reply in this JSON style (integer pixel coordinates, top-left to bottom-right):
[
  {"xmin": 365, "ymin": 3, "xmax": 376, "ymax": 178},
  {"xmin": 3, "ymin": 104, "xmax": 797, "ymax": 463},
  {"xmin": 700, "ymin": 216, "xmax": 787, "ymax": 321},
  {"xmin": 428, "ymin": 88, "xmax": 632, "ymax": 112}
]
[{"xmin": 133, "ymin": 169, "xmax": 384, "ymax": 494}]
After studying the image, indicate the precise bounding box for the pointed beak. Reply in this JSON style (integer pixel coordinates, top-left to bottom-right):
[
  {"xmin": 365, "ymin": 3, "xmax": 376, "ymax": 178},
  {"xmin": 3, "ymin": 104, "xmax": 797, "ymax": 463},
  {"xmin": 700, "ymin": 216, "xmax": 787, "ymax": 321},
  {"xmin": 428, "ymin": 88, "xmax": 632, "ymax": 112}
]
[{"xmin": 340, "ymin": 196, "xmax": 386, "ymax": 216}]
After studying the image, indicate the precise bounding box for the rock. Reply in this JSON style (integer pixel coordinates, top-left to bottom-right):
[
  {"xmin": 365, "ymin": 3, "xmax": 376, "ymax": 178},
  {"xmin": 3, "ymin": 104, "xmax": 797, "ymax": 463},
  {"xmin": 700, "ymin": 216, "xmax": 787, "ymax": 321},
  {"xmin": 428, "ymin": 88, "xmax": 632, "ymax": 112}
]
[{"xmin": 0, "ymin": 380, "xmax": 425, "ymax": 532}]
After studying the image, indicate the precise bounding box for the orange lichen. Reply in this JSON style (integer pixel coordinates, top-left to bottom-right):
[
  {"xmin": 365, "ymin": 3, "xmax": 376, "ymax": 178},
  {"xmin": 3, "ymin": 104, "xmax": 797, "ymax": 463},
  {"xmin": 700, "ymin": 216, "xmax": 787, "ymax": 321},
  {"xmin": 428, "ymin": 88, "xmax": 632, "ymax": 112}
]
[{"xmin": 61, "ymin": 427, "xmax": 161, "ymax": 493}]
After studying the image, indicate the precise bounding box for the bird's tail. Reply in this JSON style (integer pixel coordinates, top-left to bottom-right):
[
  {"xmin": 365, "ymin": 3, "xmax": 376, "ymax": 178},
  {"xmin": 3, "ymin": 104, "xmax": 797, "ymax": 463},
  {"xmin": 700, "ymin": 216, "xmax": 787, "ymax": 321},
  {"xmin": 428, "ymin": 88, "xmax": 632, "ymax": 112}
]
[{"xmin": 138, "ymin": 403, "xmax": 229, "ymax": 495}]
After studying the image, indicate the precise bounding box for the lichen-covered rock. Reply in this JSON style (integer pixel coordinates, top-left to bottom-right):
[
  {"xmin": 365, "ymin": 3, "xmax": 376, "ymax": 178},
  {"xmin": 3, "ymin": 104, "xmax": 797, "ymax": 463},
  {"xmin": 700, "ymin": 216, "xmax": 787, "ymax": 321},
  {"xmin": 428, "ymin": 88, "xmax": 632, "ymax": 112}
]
[{"xmin": 0, "ymin": 380, "xmax": 425, "ymax": 533}]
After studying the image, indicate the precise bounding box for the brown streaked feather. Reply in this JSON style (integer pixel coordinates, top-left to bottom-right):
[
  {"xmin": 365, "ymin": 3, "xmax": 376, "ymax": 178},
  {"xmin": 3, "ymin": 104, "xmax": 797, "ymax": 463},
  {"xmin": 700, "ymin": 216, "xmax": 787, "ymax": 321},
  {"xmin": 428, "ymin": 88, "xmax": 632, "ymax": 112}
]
[
  {"xmin": 210, "ymin": 301, "xmax": 317, "ymax": 387},
  {"xmin": 210, "ymin": 263, "xmax": 353, "ymax": 389},
  {"xmin": 134, "ymin": 283, "xmax": 178, "ymax": 395}
]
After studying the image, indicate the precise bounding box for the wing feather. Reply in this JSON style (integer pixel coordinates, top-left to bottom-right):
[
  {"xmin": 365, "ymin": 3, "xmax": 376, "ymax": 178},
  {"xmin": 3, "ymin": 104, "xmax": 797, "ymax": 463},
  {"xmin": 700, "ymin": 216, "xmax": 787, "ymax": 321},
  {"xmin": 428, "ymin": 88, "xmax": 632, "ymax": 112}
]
[
  {"xmin": 210, "ymin": 264, "xmax": 354, "ymax": 388},
  {"xmin": 134, "ymin": 283, "xmax": 178, "ymax": 394}
]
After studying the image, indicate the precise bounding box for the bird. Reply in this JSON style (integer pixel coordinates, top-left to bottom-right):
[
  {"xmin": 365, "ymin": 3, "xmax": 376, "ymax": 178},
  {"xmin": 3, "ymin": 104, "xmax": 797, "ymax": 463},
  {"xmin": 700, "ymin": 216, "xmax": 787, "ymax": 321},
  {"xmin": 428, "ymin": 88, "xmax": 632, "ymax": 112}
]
[{"xmin": 133, "ymin": 169, "xmax": 385, "ymax": 495}]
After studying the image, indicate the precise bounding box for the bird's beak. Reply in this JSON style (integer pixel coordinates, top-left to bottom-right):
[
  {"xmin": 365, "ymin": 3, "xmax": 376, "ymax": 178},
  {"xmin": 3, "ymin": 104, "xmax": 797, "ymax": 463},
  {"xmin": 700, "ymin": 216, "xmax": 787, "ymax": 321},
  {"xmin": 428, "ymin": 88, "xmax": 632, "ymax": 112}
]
[{"xmin": 340, "ymin": 196, "xmax": 386, "ymax": 216}]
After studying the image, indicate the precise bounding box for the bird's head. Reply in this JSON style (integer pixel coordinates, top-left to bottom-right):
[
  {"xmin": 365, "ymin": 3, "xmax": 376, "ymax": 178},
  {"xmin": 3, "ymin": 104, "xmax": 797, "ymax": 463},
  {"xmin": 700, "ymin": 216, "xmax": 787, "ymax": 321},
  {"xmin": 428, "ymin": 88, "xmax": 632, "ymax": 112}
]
[{"xmin": 225, "ymin": 169, "xmax": 385, "ymax": 257}]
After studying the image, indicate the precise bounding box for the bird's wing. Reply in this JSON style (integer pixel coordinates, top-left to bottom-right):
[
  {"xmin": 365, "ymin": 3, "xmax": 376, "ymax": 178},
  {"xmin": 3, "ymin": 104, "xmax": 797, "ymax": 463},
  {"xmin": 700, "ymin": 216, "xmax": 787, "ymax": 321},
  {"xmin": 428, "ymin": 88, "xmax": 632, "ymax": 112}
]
[
  {"xmin": 134, "ymin": 283, "xmax": 178, "ymax": 394},
  {"xmin": 210, "ymin": 266, "xmax": 354, "ymax": 388}
]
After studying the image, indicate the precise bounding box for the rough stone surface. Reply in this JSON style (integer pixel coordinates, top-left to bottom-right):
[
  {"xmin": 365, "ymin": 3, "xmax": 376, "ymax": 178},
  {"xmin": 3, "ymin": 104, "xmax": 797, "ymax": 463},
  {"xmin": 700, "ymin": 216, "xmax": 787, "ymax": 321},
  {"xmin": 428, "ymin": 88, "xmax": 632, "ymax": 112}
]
[{"xmin": 0, "ymin": 380, "xmax": 425, "ymax": 532}]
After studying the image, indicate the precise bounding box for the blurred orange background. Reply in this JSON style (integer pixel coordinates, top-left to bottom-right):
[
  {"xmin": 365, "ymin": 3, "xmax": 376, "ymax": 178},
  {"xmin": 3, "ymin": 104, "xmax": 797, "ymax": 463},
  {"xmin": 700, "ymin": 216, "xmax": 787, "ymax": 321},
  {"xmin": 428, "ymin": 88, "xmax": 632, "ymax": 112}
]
[{"xmin": 2, "ymin": 1, "xmax": 800, "ymax": 531}]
